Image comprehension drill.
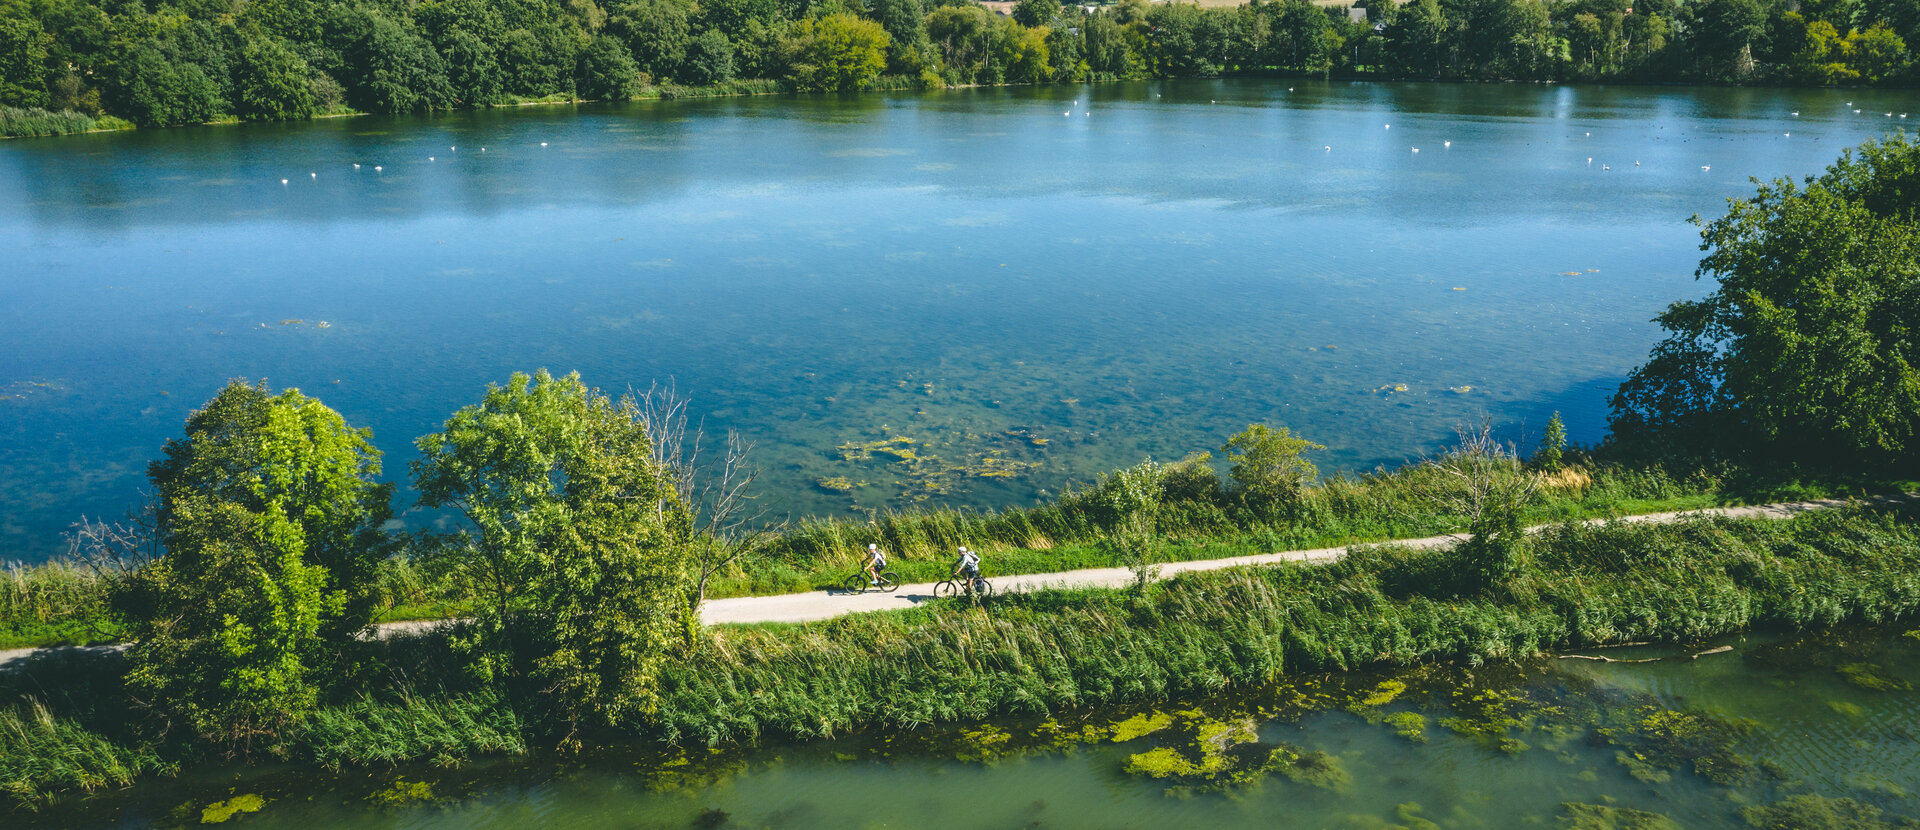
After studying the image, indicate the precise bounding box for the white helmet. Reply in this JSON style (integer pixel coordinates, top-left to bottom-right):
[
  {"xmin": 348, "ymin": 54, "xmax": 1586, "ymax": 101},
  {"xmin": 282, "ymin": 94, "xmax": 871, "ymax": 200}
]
[
  {"xmin": 959, "ymin": 546, "xmax": 970, "ymax": 553},
  {"xmin": 868, "ymin": 543, "xmax": 878, "ymax": 551}
]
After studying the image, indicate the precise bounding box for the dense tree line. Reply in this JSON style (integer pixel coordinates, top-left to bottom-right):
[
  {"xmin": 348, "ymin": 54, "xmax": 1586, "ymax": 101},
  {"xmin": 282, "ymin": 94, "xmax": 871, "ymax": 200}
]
[{"xmin": 1, "ymin": 0, "xmax": 1912, "ymax": 129}]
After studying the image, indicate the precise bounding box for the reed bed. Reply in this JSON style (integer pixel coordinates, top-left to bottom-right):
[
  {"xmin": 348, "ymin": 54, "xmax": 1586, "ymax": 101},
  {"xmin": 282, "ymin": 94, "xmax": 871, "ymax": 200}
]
[{"xmin": 0, "ymin": 702, "xmax": 169, "ymax": 810}]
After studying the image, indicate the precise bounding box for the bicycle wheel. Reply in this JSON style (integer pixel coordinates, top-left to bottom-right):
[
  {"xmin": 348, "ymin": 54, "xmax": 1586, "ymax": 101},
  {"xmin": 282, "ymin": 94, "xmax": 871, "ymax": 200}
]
[
  {"xmin": 879, "ymin": 571, "xmax": 901, "ymax": 593},
  {"xmin": 844, "ymin": 574, "xmax": 868, "ymax": 594},
  {"xmin": 934, "ymin": 580, "xmax": 957, "ymax": 598}
]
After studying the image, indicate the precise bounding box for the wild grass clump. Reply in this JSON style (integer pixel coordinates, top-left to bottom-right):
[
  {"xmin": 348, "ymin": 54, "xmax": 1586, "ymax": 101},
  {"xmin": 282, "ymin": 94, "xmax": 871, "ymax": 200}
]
[
  {"xmin": 0, "ymin": 107, "xmax": 99, "ymax": 137},
  {"xmin": 0, "ymin": 701, "xmax": 169, "ymax": 810},
  {"xmin": 649, "ymin": 507, "xmax": 1920, "ymax": 745},
  {"xmin": 0, "ymin": 560, "xmax": 119, "ymax": 649},
  {"xmin": 295, "ymin": 692, "xmax": 523, "ymax": 769}
]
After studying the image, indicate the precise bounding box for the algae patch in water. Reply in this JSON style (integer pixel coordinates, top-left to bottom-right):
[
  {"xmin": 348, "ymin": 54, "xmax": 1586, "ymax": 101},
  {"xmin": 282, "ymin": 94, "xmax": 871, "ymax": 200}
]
[
  {"xmin": 368, "ymin": 777, "xmax": 437, "ymax": 808},
  {"xmin": 1559, "ymin": 802, "xmax": 1682, "ymax": 830},
  {"xmin": 200, "ymin": 793, "xmax": 265, "ymax": 823},
  {"xmin": 1598, "ymin": 706, "xmax": 1756, "ymax": 786},
  {"xmin": 1838, "ymin": 662, "xmax": 1913, "ymax": 692},
  {"xmin": 1740, "ymin": 794, "xmax": 1914, "ymax": 829}
]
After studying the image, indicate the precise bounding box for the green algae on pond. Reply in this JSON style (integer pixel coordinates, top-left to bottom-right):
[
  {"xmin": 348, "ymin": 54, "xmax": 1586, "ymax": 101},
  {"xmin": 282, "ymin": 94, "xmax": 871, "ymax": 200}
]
[{"xmin": 29, "ymin": 627, "xmax": 1920, "ymax": 829}]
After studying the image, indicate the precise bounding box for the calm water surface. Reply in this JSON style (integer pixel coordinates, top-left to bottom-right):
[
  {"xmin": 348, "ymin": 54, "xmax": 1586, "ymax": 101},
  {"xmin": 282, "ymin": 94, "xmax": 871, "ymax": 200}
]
[
  {"xmin": 2, "ymin": 81, "xmax": 1913, "ymax": 559},
  {"xmin": 30, "ymin": 628, "xmax": 1920, "ymax": 828}
]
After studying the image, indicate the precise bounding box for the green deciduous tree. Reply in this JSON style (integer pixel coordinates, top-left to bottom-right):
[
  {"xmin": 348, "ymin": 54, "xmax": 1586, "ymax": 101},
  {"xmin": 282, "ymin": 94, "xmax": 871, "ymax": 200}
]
[
  {"xmin": 327, "ymin": 8, "xmax": 454, "ymax": 113},
  {"xmin": 413, "ymin": 370, "xmax": 692, "ymax": 728},
  {"xmin": 120, "ymin": 381, "xmax": 393, "ymax": 747},
  {"xmin": 784, "ymin": 13, "xmax": 889, "ymax": 91},
  {"xmin": 0, "ymin": 14, "xmax": 50, "ymax": 108},
  {"xmin": 1012, "ymin": 0, "xmax": 1059, "ymax": 28},
  {"xmin": 609, "ymin": 0, "xmax": 691, "ymax": 80},
  {"xmin": 681, "ymin": 28, "xmax": 737, "ymax": 83},
  {"xmin": 1610, "ymin": 135, "xmax": 1920, "ymax": 472},
  {"xmin": 576, "ymin": 33, "xmax": 641, "ymax": 99},
  {"xmin": 1221, "ymin": 423, "xmax": 1323, "ymax": 511},
  {"xmin": 233, "ymin": 36, "xmax": 316, "ymax": 120},
  {"xmin": 108, "ymin": 42, "xmax": 223, "ymax": 127}
]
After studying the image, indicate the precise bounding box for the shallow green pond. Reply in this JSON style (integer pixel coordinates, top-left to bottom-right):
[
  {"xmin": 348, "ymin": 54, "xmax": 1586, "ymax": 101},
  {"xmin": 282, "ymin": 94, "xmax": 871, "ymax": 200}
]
[
  {"xmin": 2, "ymin": 80, "xmax": 1913, "ymax": 560},
  {"xmin": 30, "ymin": 627, "xmax": 1920, "ymax": 828}
]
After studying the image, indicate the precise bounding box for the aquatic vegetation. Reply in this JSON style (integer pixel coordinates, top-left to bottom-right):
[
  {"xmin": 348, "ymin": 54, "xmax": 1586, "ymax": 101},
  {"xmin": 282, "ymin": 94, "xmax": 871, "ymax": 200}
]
[
  {"xmin": 1277, "ymin": 748, "xmax": 1350, "ymax": 791},
  {"xmin": 1559, "ymin": 802, "xmax": 1683, "ymax": 830},
  {"xmin": 641, "ymin": 747, "xmax": 748, "ymax": 794},
  {"xmin": 815, "ymin": 476, "xmax": 857, "ymax": 492},
  {"xmin": 1107, "ymin": 711, "xmax": 1177, "ymax": 743},
  {"xmin": 836, "ymin": 437, "xmax": 917, "ymax": 462},
  {"xmin": 1741, "ymin": 794, "xmax": 1912, "ymax": 829},
  {"xmin": 1838, "ymin": 662, "xmax": 1913, "ymax": 692},
  {"xmin": 949, "ymin": 725, "xmax": 1016, "ymax": 763},
  {"xmin": 200, "ymin": 793, "xmax": 265, "ymax": 823},
  {"xmin": 1599, "ymin": 706, "xmax": 1755, "ymax": 786},
  {"xmin": 367, "ymin": 777, "xmax": 436, "ymax": 808},
  {"xmin": 1381, "ymin": 711, "xmax": 1428, "ymax": 743}
]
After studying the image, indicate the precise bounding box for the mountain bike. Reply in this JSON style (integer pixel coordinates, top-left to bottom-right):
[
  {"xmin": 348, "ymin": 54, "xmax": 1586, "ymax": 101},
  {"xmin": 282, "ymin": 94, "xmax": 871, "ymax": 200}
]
[
  {"xmin": 934, "ymin": 574, "xmax": 993, "ymax": 599},
  {"xmin": 844, "ymin": 569, "xmax": 900, "ymax": 594}
]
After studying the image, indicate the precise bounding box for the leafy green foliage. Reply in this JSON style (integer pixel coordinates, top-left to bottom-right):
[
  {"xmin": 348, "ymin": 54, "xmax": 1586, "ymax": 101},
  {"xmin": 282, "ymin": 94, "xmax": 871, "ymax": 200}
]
[
  {"xmin": 576, "ymin": 34, "xmax": 642, "ymax": 100},
  {"xmin": 1222, "ymin": 423, "xmax": 1323, "ymax": 511},
  {"xmin": 232, "ymin": 37, "xmax": 315, "ymax": 121},
  {"xmin": 1611, "ymin": 135, "xmax": 1920, "ymax": 473},
  {"xmin": 1536, "ymin": 412, "xmax": 1568, "ymax": 471},
  {"xmin": 783, "ymin": 13, "xmax": 889, "ymax": 92},
  {"xmin": 120, "ymin": 381, "xmax": 392, "ymax": 747},
  {"xmin": 413, "ymin": 370, "xmax": 693, "ymax": 727}
]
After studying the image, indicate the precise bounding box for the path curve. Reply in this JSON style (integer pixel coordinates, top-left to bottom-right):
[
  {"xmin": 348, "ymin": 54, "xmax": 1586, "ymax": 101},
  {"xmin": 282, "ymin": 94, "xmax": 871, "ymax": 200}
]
[{"xmin": 0, "ymin": 497, "xmax": 1897, "ymax": 670}]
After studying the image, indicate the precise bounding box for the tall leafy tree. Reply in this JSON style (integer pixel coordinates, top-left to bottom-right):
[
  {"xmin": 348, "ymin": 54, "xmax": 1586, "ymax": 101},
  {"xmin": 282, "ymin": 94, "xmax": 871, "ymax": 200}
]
[
  {"xmin": 1610, "ymin": 135, "xmax": 1920, "ymax": 471},
  {"xmin": 576, "ymin": 32, "xmax": 641, "ymax": 98},
  {"xmin": 120, "ymin": 381, "xmax": 393, "ymax": 746},
  {"xmin": 108, "ymin": 42, "xmax": 224, "ymax": 127},
  {"xmin": 784, "ymin": 12, "xmax": 889, "ymax": 91},
  {"xmin": 232, "ymin": 36, "xmax": 316, "ymax": 120},
  {"xmin": 0, "ymin": 14, "xmax": 50, "ymax": 107},
  {"xmin": 413, "ymin": 370, "xmax": 692, "ymax": 727}
]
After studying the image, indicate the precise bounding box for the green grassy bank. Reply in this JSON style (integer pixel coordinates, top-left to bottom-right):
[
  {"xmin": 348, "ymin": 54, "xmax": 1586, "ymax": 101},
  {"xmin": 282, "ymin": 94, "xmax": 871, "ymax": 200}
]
[
  {"xmin": 7, "ymin": 505, "xmax": 1920, "ymax": 811},
  {"xmin": 10, "ymin": 457, "xmax": 1882, "ymax": 651}
]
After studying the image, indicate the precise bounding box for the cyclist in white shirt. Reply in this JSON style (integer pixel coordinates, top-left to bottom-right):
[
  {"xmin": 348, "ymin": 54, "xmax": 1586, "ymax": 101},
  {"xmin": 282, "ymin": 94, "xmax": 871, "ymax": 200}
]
[
  {"xmin": 863, "ymin": 543, "xmax": 888, "ymax": 585},
  {"xmin": 953, "ymin": 546, "xmax": 981, "ymax": 586}
]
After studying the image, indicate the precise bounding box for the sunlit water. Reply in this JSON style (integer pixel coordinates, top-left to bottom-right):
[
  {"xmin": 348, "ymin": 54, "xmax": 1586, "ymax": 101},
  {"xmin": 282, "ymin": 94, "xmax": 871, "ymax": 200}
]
[
  {"xmin": 2, "ymin": 81, "xmax": 1912, "ymax": 560},
  {"xmin": 30, "ymin": 627, "xmax": 1920, "ymax": 828}
]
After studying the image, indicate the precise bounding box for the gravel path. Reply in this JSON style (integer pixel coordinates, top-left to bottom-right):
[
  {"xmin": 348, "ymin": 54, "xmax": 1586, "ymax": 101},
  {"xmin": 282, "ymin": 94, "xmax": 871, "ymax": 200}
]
[{"xmin": 0, "ymin": 497, "xmax": 1890, "ymax": 669}]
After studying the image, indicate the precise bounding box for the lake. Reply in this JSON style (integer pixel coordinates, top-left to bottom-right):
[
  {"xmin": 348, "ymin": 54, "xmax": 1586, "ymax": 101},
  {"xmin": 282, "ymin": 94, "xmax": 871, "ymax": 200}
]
[
  {"xmin": 28, "ymin": 626, "xmax": 1920, "ymax": 828},
  {"xmin": 2, "ymin": 80, "xmax": 1912, "ymax": 561}
]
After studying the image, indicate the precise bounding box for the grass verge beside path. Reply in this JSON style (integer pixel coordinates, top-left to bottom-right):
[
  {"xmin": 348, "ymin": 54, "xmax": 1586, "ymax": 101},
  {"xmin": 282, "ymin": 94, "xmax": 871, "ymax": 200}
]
[{"xmin": 651, "ymin": 505, "xmax": 1920, "ymax": 745}]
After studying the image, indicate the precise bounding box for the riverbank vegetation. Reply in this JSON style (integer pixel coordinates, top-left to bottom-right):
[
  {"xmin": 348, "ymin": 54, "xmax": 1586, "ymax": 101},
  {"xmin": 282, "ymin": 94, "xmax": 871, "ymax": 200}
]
[
  {"xmin": 1, "ymin": 132, "xmax": 1917, "ymax": 816},
  {"xmin": 2, "ymin": 0, "xmax": 1914, "ymax": 133}
]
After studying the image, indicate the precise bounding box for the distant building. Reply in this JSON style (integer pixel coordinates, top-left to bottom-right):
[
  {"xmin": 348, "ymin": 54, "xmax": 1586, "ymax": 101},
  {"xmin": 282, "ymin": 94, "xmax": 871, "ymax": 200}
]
[{"xmin": 1347, "ymin": 6, "xmax": 1368, "ymax": 23}]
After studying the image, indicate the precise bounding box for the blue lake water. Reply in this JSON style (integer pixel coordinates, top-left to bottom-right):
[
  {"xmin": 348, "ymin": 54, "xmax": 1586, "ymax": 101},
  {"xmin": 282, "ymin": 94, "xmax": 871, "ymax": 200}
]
[{"xmin": 2, "ymin": 80, "xmax": 1912, "ymax": 561}]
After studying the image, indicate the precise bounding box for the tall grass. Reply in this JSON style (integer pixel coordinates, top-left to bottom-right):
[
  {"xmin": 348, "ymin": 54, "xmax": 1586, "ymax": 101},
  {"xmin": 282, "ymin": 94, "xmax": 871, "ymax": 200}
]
[
  {"xmin": 0, "ymin": 561, "xmax": 119, "ymax": 649},
  {"xmin": 296, "ymin": 692, "xmax": 523, "ymax": 769},
  {"xmin": 0, "ymin": 107, "xmax": 98, "ymax": 138},
  {"xmin": 648, "ymin": 506, "xmax": 1920, "ymax": 745},
  {"xmin": 0, "ymin": 701, "xmax": 169, "ymax": 810}
]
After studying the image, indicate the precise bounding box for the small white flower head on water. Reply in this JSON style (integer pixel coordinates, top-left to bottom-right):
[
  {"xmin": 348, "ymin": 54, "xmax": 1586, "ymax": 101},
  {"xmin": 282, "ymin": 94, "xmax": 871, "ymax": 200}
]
[
  {"xmin": 1444, "ymin": 141, "xmax": 1451, "ymax": 147},
  {"xmin": 280, "ymin": 179, "xmax": 288, "ymax": 185},
  {"xmin": 541, "ymin": 142, "xmax": 549, "ymax": 146},
  {"xmin": 1411, "ymin": 147, "xmax": 1419, "ymax": 153},
  {"xmin": 375, "ymin": 166, "xmax": 382, "ymax": 171}
]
